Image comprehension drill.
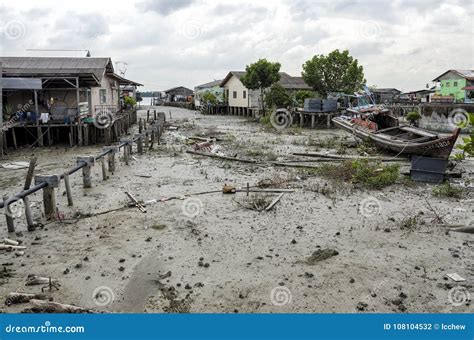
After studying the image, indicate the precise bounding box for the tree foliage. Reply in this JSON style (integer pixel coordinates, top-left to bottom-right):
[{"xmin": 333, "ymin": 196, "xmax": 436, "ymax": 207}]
[
  {"xmin": 302, "ymin": 49, "xmax": 365, "ymax": 96},
  {"xmin": 201, "ymin": 91, "xmax": 217, "ymax": 105},
  {"xmin": 455, "ymin": 113, "xmax": 474, "ymax": 159},
  {"xmin": 265, "ymin": 84, "xmax": 292, "ymax": 108},
  {"xmin": 295, "ymin": 90, "xmax": 315, "ymax": 106},
  {"xmin": 240, "ymin": 59, "xmax": 281, "ymax": 114}
]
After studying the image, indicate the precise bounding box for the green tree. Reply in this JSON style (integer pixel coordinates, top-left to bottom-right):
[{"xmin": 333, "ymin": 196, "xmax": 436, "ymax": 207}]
[
  {"xmin": 294, "ymin": 90, "xmax": 315, "ymax": 106},
  {"xmin": 302, "ymin": 49, "xmax": 365, "ymax": 96},
  {"xmin": 455, "ymin": 113, "xmax": 474, "ymax": 160},
  {"xmin": 240, "ymin": 59, "xmax": 281, "ymax": 115},
  {"xmin": 265, "ymin": 84, "xmax": 291, "ymax": 108},
  {"xmin": 201, "ymin": 91, "xmax": 217, "ymax": 105}
]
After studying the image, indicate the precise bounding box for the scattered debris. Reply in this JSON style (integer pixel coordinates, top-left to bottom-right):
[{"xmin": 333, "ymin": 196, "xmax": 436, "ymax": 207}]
[
  {"xmin": 5, "ymin": 292, "xmax": 51, "ymax": 305},
  {"xmin": 306, "ymin": 248, "xmax": 339, "ymax": 265},
  {"xmin": 23, "ymin": 299, "xmax": 96, "ymax": 313},
  {"xmin": 446, "ymin": 273, "xmax": 466, "ymax": 282}
]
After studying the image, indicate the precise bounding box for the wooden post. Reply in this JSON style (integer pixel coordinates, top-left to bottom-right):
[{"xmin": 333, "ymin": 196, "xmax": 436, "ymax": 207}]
[
  {"xmin": 34, "ymin": 90, "xmax": 43, "ymax": 147},
  {"xmin": 139, "ymin": 118, "xmax": 143, "ymax": 133},
  {"xmin": 101, "ymin": 158, "xmax": 107, "ymax": 180},
  {"xmin": 3, "ymin": 195, "xmax": 15, "ymax": 232},
  {"xmin": 149, "ymin": 130, "xmax": 155, "ymax": 150},
  {"xmin": 136, "ymin": 134, "xmax": 143, "ymax": 155},
  {"xmin": 103, "ymin": 146, "xmax": 118, "ymax": 172},
  {"xmin": 11, "ymin": 127, "xmax": 17, "ymax": 150},
  {"xmin": 147, "ymin": 110, "xmax": 150, "ymax": 121},
  {"xmin": 23, "ymin": 157, "xmax": 37, "ymax": 228},
  {"xmin": 300, "ymin": 113, "xmax": 304, "ymax": 128},
  {"xmin": 154, "ymin": 110, "xmax": 157, "ymax": 120},
  {"xmin": 34, "ymin": 175, "xmax": 60, "ymax": 220},
  {"xmin": 327, "ymin": 114, "xmax": 331, "ymax": 128},
  {"xmin": 63, "ymin": 173, "xmax": 74, "ymax": 206},
  {"xmin": 77, "ymin": 156, "xmax": 94, "ymax": 188},
  {"xmin": 144, "ymin": 132, "xmax": 149, "ymax": 149},
  {"xmin": 311, "ymin": 115, "xmax": 315, "ymax": 129},
  {"xmin": 123, "ymin": 145, "xmax": 129, "ymax": 165}
]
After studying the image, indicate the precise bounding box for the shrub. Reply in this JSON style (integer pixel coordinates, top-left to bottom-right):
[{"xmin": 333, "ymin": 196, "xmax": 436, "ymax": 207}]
[
  {"xmin": 432, "ymin": 183, "xmax": 465, "ymax": 199},
  {"xmin": 124, "ymin": 96, "xmax": 137, "ymax": 107},
  {"xmin": 317, "ymin": 159, "xmax": 399, "ymax": 189},
  {"xmin": 406, "ymin": 111, "xmax": 421, "ymax": 125}
]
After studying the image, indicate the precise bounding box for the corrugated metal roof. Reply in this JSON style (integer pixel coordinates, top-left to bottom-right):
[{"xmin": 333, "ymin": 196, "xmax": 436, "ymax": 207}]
[
  {"xmin": 0, "ymin": 57, "xmax": 113, "ymax": 83},
  {"xmin": 433, "ymin": 69, "xmax": 474, "ymax": 81},
  {"xmin": 195, "ymin": 79, "xmax": 222, "ymax": 90}
]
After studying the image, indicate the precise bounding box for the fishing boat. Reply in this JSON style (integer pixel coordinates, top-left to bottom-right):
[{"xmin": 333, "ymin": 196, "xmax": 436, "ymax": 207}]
[{"xmin": 332, "ymin": 94, "xmax": 460, "ymax": 159}]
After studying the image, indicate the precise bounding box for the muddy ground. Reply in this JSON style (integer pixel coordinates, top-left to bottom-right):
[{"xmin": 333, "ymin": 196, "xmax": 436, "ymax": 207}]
[{"xmin": 0, "ymin": 106, "xmax": 472, "ymax": 313}]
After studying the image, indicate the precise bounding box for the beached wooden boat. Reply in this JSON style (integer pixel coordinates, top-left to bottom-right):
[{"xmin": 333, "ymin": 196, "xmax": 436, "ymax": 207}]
[{"xmin": 332, "ymin": 114, "xmax": 461, "ymax": 159}]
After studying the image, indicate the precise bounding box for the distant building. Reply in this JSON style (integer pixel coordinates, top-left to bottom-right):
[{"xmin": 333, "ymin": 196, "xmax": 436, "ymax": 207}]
[
  {"xmin": 433, "ymin": 69, "xmax": 474, "ymax": 103},
  {"xmin": 402, "ymin": 87, "xmax": 436, "ymax": 103},
  {"xmin": 164, "ymin": 86, "xmax": 193, "ymax": 102},
  {"xmin": 219, "ymin": 71, "xmax": 311, "ymax": 116},
  {"xmin": 371, "ymin": 88, "xmax": 401, "ymax": 104},
  {"xmin": 194, "ymin": 80, "xmax": 223, "ymax": 107}
]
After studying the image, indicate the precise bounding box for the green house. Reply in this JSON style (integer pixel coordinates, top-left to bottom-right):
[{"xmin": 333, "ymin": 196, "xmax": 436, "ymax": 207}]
[
  {"xmin": 433, "ymin": 70, "xmax": 474, "ymax": 103},
  {"xmin": 194, "ymin": 80, "xmax": 224, "ymax": 108}
]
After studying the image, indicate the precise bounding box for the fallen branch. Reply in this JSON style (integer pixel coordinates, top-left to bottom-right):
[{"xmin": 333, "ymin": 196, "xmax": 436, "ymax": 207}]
[
  {"xmin": 23, "ymin": 299, "xmax": 96, "ymax": 313},
  {"xmin": 5, "ymin": 292, "xmax": 51, "ymax": 305},
  {"xmin": 25, "ymin": 275, "xmax": 58, "ymax": 286},
  {"xmin": 186, "ymin": 150, "xmax": 257, "ymax": 164}
]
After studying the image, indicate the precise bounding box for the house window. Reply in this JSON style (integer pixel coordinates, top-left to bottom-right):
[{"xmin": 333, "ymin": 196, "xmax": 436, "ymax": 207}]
[
  {"xmin": 453, "ymin": 81, "xmax": 458, "ymax": 87},
  {"xmin": 243, "ymin": 90, "xmax": 246, "ymax": 99},
  {"xmin": 100, "ymin": 89, "xmax": 107, "ymax": 104},
  {"xmin": 445, "ymin": 82, "xmax": 450, "ymax": 88},
  {"xmin": 233, "ymin": 91, "xmax": 237, "ymax": 99}
]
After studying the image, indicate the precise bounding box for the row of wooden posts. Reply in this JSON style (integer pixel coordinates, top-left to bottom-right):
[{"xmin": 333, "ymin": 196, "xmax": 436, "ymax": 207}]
[{"xmin": 3, "ymin": 114, "xmax": 165, "ymax": 233}]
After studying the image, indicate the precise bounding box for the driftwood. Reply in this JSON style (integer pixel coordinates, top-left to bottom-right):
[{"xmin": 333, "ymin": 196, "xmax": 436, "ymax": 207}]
[
  {"xmin": 23, "ymin": 299, "xmax": 95, "ymax": 313},
  {"xmin": 265, "ymin": 193, "xmax": 284, "ymax": 211},
  {"xmin": 236, "ymin": 188, "xmax": 294, "ymax": 193},
  {"xmin": 0, "ymin": 245, "xmax": 26, "ymax": 251},
  {"xmin": 186, "ymin": 150, "xmax": 257, "ymax": 164},
  {"xmin": 5, "ymin": 292, "xmax": 51, "ymax": 305},
  {"xmin": 292, "ymin": 152, "xmax": 408, "ymax": 162},
  {"xmin": 447, "ymin": 226, "xmax": 474, "ymax": 234}
]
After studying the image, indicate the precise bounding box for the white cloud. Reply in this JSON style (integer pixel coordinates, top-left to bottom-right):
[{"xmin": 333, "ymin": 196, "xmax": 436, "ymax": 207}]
[{"xmin": 0, "ymin": 0, "xmax": 472, "ymax": 91}]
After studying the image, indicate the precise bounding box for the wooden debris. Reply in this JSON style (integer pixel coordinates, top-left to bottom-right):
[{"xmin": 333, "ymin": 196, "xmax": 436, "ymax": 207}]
[
  {"xmin": 265, "ymin": 193, "xmax": 284, "ymax": 211},
  {"xmin": 293, "ymin": 152, "xmax": 408, "ymax": 162},
  {"xmin": 125, "ymin": 191, "xmax": 147, "ymax": 213},
  {"xmin": 0, "ymin": 244, "xmax": 27, "ymax": 251},
  {"xmin": 306, "ymin": 248, "xmax": 339, "ymax": 265},
  {"xmin": 3, "ymin": 238, "xmax": 19, "ymax": 246},
  {"xmin": 186, "ymin": 150, "xmax": 257, "ymax": 164},
  {"xmin": 446, "ymin": 273, "xmax": 466, "ymax": 282},
  {"xmin": 447, "ymin": 226, "xmax": 474, "ymax": 234},
  {"xmin": 23, "ymin": 299, "xmax": 96, "ymax": 313},
  {"xmin": 5, "ymin": 292, "xmax": 51, "ymax": 305},
  {"xmin": 25, "ymin": 275, "xmax": 59, "ymax": 286}
]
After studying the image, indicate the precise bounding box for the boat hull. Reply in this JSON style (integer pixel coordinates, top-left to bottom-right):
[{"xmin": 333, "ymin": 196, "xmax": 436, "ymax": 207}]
[{"xmin": 332, "ymin": 117, "xmax": 460, "ymax": 159}]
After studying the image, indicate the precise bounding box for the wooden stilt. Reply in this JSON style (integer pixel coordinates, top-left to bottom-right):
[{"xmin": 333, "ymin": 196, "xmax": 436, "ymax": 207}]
[
  {"xmin": 3, "ymin": 195, "xmax": 15, "ymax": 232},
  {"xmin": 76, "ymin": 156, "xmax": 94, "ymax": 188},
  {"xmin": 101, "ymin": 158, "xmax": 107, "ymax": 180},
  {"xmin": 12, "ymin": 127, "xmax": 17, "ymax": 150},
  {"xmin": 23, "ymin": 197, "xmax": 34, "ymax": 228},
  {"xmin": 63, "ymin": 174, "xmax": 74, "ymax": 206}
]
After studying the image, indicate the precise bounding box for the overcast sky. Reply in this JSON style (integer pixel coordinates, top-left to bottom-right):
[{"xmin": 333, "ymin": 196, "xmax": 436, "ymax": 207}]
[{"xmin": 0, "ymin": 0, "xmax": 473, "ymax": 92}]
